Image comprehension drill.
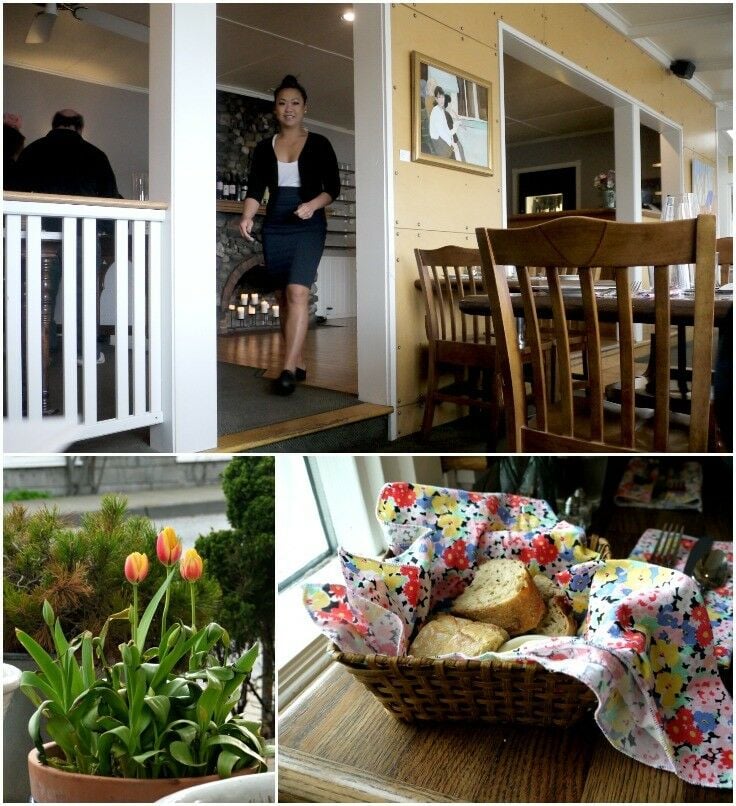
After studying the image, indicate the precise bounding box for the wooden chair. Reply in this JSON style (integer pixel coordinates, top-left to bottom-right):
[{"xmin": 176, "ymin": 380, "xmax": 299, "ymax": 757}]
[
  {"xmin": 717, "ymin": 236, "xmax": 733, "ymax": 286},
  {"xmin": 415, "ymin": 245, "xmax": 501, "ymax": 438},
  {"xmin": 476, "ymin": 214, "xmax": 717, "ymax": 453}
]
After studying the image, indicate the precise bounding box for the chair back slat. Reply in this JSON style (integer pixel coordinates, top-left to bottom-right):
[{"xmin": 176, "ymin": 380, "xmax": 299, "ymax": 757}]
[
  {"xmin": 476, "ymin": 215, "xmax": 717, "ymax": 452},
  {"xmin": 517, "ymin": 266, "xmax": 548, "ymax": 430},
  {"xmin": 690, "ymin": 219, "xmax": 718, "ymax": 450},
  {"xmin": 717, "ymin": 236, "xmax": 733, "ymax": 285},
  {"xmin": 614, "ymin": 271, "xmax": 636, "ymax": 448},
  {"xmin": 653, "ymin": 265, "xmax": 672, "ymax": 450},
  {"xmin": 417, "ymin": 246, "xmax": 491, "ymax": 348},
  {"xmin": 578, "ymin": 267, "xmax": 603, "ymax": 440},
  {"xmin": 546, "ymin": 267, "xmax": 574, "ymax": 435}
]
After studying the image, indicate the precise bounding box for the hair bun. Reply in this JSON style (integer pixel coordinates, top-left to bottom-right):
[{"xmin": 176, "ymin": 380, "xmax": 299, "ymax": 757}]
[{"xmin": 274, "ymin": 74, "xmax": 308, "ymax": 103}]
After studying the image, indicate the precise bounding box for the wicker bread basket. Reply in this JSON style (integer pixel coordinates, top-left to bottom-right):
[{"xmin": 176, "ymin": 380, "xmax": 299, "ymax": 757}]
[{"xmin": 332, "ymin": 535, "xmax": 611, "ymax": 728}]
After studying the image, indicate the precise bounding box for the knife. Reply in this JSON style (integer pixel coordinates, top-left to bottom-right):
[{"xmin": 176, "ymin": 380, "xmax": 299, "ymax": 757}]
[{"xmin": 683, "ymin": 535, "xmax": 714, "ymax": 577}]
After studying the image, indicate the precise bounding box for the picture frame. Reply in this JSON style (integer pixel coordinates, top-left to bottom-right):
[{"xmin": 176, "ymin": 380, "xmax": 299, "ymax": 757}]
[{"xmin": 411, "ymin": 51, "xmax": 492, "ymax": 176}]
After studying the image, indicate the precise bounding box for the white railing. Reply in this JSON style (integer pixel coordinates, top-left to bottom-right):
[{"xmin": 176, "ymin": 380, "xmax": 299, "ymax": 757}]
[{"xmin": 3, "ymin": 193, "xmax": 168, "ymax": 451}]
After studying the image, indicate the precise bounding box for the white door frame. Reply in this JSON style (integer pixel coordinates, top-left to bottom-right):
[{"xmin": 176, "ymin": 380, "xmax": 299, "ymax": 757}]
[
  {"xmin": 498, "ymin": 21, "xmax": 685, "ymax": 227},
  {"xmin": 353, "ymin": 3, "xmax": 397, "ymax": 436}
]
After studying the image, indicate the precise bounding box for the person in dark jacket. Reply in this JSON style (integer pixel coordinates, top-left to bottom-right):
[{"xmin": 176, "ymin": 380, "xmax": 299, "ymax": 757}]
[
  {"xmin": 239, "ymin": 75, "xmax": 340, "ymax": 395},
  {"xmin": 15, "ymin": 109, "xmax": 121, "ymax": 359},
  {"xmin": 3, "ymin": 116, "xmax": 26, "ymax": 190},
  {"xmin": 15, "ymin": 109, "xmax": 120, "ymax": 199}
]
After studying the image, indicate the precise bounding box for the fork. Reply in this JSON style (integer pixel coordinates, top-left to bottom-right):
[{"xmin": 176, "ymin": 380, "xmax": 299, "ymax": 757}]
[{"xmin": 649, "ymin": 523, "xmax": 684, "ymax": 568}]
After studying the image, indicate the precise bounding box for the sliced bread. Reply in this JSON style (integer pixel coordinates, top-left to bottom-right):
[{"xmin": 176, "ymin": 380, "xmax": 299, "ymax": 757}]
[
  {"xmin": 532, "ymin": 574, "xmax": 563, "ymax": 603},
  {"xmin": 408, "ymin": 614, "xmax": 509, "ymax": 658},
  {"xmin": 450, "ymin": 558, "xmax": 545, "ymax": 636},
  {"xmin": 535, "ymin": 595, "xmax": 576, "ymax": 637}
]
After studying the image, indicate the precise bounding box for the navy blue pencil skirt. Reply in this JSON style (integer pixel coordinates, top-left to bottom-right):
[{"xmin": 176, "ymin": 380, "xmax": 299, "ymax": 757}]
[{"xmin": 262, "ymin": 187, "xmax": 327, "ymax": 289}]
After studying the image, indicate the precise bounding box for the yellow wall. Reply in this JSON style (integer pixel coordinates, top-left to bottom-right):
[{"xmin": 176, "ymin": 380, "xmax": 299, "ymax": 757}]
[{"xmin": 391, "ymin": 2, "xmax": 717, "ymax": 436}]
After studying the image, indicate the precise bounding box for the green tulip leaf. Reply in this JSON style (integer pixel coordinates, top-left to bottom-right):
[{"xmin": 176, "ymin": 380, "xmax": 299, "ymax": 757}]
[
  {"xmin": 42, "ymin": 599, "xmax": 55, "ymax": 629},
  {"xmin": 15, "ymin": 630, "xmax": 64, "ymax": 696},
  {"xmin": 20, "ymin": 670, "xmax": 59, "ymax": 706},
  {"xmin": 169, "ymin": 741, "xmax": 206, "ymax": 767},
  {"xmin": 204, "ymin": 734, "xmax": 266, "ymax": 765},
  {"xmin": 132, "ymin": 749, "xmax": 166, "ymax": 765},
  {"xmin": 216, "ymin": 749, "xmax": 241, "ymax": 778},
  {"xmin": 136, "ymin": 570, "xmax": 175, "ymax": 652},
  {"xmin": 233, "ymin": 643, "xmax": 259, "ymax": 674},
  {"xmin": 144, "ymin": 695, "xmax": 171, "ymax": 727}
]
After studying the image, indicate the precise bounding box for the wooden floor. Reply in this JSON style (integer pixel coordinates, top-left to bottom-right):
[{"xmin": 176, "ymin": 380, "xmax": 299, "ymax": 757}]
[{"xmin": 217, "ymin": 317, "xmax": 358, "ymax": 395}]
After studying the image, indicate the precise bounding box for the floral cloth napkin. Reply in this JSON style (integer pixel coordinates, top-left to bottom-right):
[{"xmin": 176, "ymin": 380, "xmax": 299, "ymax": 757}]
[
  {"xmin": 303, "ymin": 483, "xmax": 733, "ymax": 789},
  {"xmin": 629, "ymin": 528, "xmax": 733, "ymax": 669},
  {"xmin": 614, "ymin": 458, "xmax": 703, "ymax": 510}
]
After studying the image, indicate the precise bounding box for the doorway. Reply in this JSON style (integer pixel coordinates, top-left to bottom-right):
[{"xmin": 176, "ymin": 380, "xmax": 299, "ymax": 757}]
[
  {"xmin": 213, "ymin": 4, "xmax": 364, "ymax": 445},
  {"xmin": 499, "ymin": 23, "xmax": 685, "ymax": 224}
]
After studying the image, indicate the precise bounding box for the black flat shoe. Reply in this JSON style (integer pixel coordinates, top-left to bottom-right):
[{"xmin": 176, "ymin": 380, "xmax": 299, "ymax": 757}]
[
  {"xmin": 273, "ymin": 370, "xmax": 296, "ymax": 396},
  {"xmin": 295, "ymin": 367, "xmax": 307, "ymax": 382}
]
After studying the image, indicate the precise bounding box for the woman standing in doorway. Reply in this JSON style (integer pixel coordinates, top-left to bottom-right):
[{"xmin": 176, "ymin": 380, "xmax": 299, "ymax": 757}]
[{"xmin": 239, "ymin": 74, "xmax": 340, "ymax": 395}]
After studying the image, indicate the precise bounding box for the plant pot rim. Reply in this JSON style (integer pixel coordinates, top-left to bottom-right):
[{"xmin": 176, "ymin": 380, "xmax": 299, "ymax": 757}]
[
  {"xmin": 28, "ymin": 742, "xmax": 257, "ymax": 788},
  {"xmin": 3, "ymin": 662, "xmax": 22, "ymax": 695}
]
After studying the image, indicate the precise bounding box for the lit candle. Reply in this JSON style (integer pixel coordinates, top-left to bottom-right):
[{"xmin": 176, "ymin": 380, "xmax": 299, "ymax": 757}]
[
  {"xmin": 248, "ymin": 305, "xmax": 256, "ymax": 315},
  {"xmin": 240, "ymin": 293, "xmax": 247, "ymax": 305},
  {"xmin": 260, "ymin": 300, "xmax": 269, "ymax": 313},
  {"xmin": 272, "ymin": 304, "xmax": 280, "ymax": 318},
  {"xmin": 228, "ymin": 304, "xmax": 235, "ymax": 311},
  {"xmin": 237, "ymin": 306, "xmax": 245, "ymax": 319},
  {"xmin": 251, "ymin": 292, "xmax": 259, "ymax": 305}
]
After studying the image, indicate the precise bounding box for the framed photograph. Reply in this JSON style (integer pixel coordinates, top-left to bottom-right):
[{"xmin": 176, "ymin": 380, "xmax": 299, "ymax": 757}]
[{"xmin": 411, "ymin": 51, "xmax": 492, "ymax": 175}]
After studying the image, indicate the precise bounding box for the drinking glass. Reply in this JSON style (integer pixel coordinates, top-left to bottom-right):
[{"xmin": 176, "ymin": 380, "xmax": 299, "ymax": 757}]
[
  {"xmin": 132, "ymin": 171, "xmax": 149, "ymax": 201},
  {"xmin": 660, "ymin": 193, "xmax": 699, "ymax": 290}
]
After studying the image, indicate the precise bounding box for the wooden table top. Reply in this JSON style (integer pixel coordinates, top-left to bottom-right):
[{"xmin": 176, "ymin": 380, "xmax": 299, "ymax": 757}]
[
  {"xmin": 458, "ymin": 290, "xmax": 733, "ymax": 327},
  {"xmin": 278, "ymin": 458, "xmax": 733, "ymax": 803}
]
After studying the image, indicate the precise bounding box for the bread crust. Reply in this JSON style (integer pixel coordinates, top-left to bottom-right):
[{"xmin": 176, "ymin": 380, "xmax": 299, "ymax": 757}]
[
  {"xmin": 535, "ymin": 595, "xmax": 577, "ymax": 636},
  {"xmin": 449, "ymin": 559, "xmax": 545, "ymax": 636},
  {"xmin": 408, "ymin": 614, "xmax": 509, "ymax": 657}
]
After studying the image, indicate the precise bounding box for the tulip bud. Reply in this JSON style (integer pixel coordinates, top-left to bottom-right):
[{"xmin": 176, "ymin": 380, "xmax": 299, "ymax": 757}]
[
  {"xmin": 124, "ymin": 552, "xmax": 149, "ymax": 584},
  {"xmin": 156, "ymin": 527, "xmax": 182, "ymax": 566},
  {"xmin": 179, "ymin": 548, "xmax": 204, "ymax": 583}
]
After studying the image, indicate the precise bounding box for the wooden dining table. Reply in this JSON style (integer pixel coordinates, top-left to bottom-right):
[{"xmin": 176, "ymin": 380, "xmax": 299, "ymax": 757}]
[
  {"xmin": 458, "ymin": 287, "xmax": 734, "ymax": 327},
  {"xmin": 278, "ymin": 458, "xmax": 733, "ymax": 803}
]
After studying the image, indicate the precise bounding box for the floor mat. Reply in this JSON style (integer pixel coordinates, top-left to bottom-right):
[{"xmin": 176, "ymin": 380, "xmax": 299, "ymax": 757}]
[{"xmin": 217, "ymin": 362, "xmax": 360, "ymax": 434}]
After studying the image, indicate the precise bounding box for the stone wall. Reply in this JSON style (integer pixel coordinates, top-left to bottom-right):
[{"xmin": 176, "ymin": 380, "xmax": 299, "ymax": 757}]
[
  {"xmin": 3, "ymin": 457, "xmax": 232, "ymax": 497},
  {"xmin": 216, "ymin": 91, "xmax": 274, "ymax": 318}
]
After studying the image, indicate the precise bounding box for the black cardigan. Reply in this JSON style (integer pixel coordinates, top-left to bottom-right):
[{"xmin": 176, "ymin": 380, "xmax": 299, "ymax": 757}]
[{"xmin": 245, "ymin": 132, "xmax": 341, "ymax": 212}]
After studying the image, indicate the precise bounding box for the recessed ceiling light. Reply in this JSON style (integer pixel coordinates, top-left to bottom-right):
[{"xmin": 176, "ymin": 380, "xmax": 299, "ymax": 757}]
[{"xmin": 342, "ymin": 10, "xmax": 355, "ymax": 23}]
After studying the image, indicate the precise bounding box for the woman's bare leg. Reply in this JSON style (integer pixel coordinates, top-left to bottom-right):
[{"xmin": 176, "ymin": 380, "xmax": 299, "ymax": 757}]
[{"xmin": 282, "ymin": 283, "xmax": 309, "ymax": 373}]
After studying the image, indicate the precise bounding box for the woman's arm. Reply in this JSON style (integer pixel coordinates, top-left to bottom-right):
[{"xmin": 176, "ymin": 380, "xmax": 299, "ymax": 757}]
[
  {"xmin": 295, "ymin": 191, "xmax": 333, "ymax": 220},
  {"xmin": 239, "ymin": 197, "xmax": 261, "ymax": 240}
]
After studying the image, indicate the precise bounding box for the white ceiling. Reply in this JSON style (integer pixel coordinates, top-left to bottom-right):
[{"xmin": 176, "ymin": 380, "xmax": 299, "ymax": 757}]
[{"xmin": 3, "ymin": 3, "xmax": 732, "ymax": 138}]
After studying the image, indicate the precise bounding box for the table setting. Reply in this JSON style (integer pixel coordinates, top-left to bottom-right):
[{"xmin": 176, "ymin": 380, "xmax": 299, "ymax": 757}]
[{"xmin": 303, "ymin": 481, "xmax": 733, "ymax": 790}]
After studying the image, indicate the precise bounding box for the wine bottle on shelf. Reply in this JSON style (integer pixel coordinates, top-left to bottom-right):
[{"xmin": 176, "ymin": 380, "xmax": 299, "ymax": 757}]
[
  {"xmin": 216, "ymin": 171, "xmax": 223, "ymax": 199},
  {"xmin": 229, "ymin": 173, "xmax": 237, "ymax": 200},
  {"xmin": 234, "ymin": 173, "xmax": 241, "ymax": 201}
]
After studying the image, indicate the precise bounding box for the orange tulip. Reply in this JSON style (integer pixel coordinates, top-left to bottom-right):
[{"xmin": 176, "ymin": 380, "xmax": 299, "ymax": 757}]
[
  {"xmin": 124, "ymin": 552, "xmax": 149, "ymax": 584},
  {"xmin": 156, "ymin": 527, "xmax": 182, "ymax": 566},
  {"xmin": 179, "ymin": 548, "xmax": 204, "ymax": 583}
]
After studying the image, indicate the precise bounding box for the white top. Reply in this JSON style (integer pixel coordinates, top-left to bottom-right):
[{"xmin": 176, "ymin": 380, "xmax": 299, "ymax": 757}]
[
  {"xmin": 273, "ymin": 135, "xmax": 301, "ymax": 187},
  {"xmin": 429, "ymin": 105, "xmax": 453, "ymax": 146}
]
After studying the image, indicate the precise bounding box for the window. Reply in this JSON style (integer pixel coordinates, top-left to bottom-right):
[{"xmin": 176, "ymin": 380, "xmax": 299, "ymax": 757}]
[{"xmin": 276, "ymin": 456, "xmax": 445, "ymax": 707}]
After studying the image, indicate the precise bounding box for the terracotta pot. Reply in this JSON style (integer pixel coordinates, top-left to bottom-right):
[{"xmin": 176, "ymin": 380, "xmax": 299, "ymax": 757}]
[{"xmin": 28, "ymin": 743, "xmax": 256, "ymax": 803}]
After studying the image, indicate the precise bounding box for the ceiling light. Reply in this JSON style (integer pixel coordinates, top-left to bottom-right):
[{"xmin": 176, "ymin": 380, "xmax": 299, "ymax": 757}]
[
  {"xmin": 342, "ymin": 10, "xmax": 355, "ymax": 23},
  {"xmin": 25, "ymin": 3, "xmax": 58, "ymax": 44}
]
